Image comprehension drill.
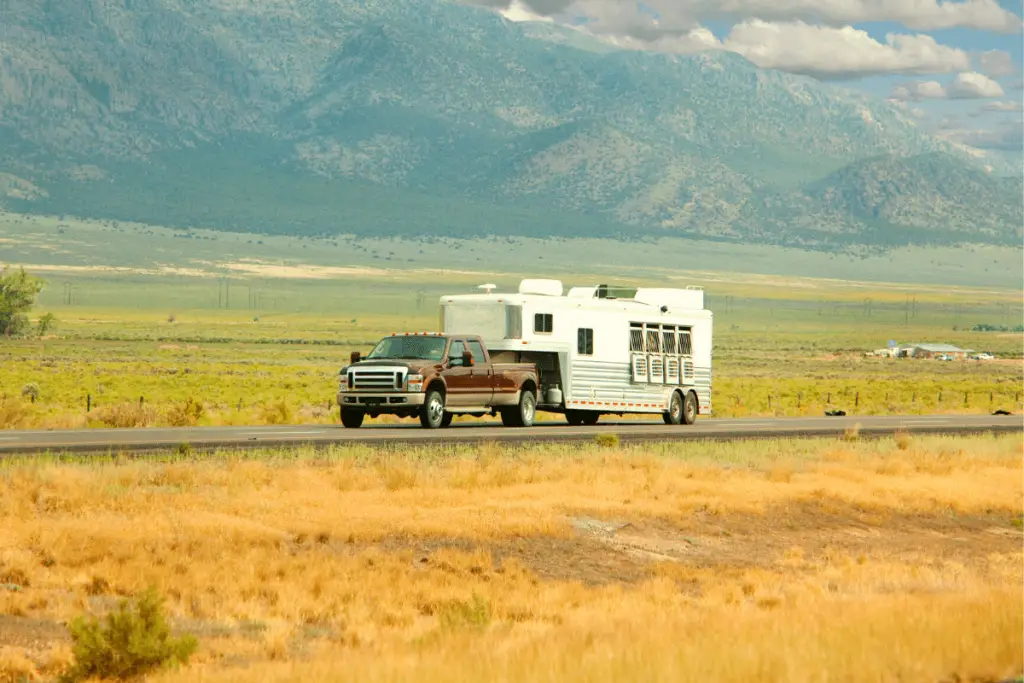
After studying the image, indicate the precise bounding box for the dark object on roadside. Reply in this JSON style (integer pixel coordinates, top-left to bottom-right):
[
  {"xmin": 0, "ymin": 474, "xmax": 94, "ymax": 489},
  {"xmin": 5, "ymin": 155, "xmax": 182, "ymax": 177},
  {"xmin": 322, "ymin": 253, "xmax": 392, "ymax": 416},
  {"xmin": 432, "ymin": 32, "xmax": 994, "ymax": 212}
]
[
  {"xmin": 992, "ymin": 409, "xmax": 1011, "ymax": 415},
  {"xmin": 824, "ymin": 410, "xmax": 847, "ymax": 417}
]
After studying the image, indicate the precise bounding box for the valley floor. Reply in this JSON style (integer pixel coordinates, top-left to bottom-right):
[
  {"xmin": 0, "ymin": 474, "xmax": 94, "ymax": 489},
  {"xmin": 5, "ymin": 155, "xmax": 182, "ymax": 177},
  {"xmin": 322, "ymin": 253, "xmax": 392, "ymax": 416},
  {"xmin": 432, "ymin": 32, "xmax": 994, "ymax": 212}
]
[{"xmin": 0, "ymin": 435, "xmax": 1021, "ymax": 682}]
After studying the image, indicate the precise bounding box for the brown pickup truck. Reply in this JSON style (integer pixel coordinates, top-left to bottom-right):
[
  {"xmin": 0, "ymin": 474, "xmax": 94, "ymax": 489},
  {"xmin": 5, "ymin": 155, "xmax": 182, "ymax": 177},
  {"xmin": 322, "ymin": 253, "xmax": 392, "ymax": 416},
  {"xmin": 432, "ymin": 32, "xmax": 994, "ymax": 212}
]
[{"xmin": 336, "ymin": 333, "xmax": 540, "ymax": 429}]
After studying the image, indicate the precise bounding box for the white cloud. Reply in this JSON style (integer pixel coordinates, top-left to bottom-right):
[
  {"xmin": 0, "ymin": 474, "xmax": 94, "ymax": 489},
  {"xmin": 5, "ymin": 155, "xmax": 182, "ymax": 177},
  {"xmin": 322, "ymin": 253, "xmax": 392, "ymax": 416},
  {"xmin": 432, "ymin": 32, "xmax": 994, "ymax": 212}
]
[
  {"xmin": 600, "ymin": 27, "xmax": 723, "ymax": 54},
  {"xmin": 983, "ymin": 100, "xmax": 1023, "ymax": 112},
  {"xmin": 939, "ymin": 123, "xmax": 1024, "ymax": 151},
  {"xmin": 889, "ymin": 71, "xmax": 1006, "ymax": 100},
  {"xmin": 499, "ymin": 0, "xmax": 554, "ymax": 22},
  {"xmin": 977, "ymin": 50, "xmax": 1017, "ymax": 77},
  {"xmin": 720, "ymin": 21, "xmax": 971, "ymax": 79},
  {"xmin": 698, "ymin": 0, "xmax": 1022, "ymax": 33},
  {"xmin": 947, "ymin": 71, "xmax": 1005, "ymax": 98},
  {"xmin": 486, "ymin": 0, "xmax": 1024, "ymax": 33}
]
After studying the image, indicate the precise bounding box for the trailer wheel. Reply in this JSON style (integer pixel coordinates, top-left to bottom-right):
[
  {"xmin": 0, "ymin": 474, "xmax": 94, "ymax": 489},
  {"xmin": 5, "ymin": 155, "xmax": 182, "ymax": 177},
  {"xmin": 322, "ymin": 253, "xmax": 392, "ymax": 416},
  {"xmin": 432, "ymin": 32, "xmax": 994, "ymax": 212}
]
[
  {"xmin": 502, "ymin": 389, "xmax": 536, "ymax": 427},
  {"xmin": 565, "ymin": 410, "xmax": 585, "ymax": 426},
  {"xmin": 580, "ymin": 411, "xmax": 600, "ymax": 426},
  {"xmin": 340, "ymin": 408, "xmax": 364, "ymax": 429},
  {"xmin": 663, "ymin": 391, "xmax": 684, "ymax": 425},
  {"xmin": 420, "ymin": 389, "xmax": 446, "ymax": 429},
  {"xmin": 441, "ymin": 413, "xmax": 453, "ymax": 428},
  {"xmin": 682, "ymin": 391, "xmax": 698, "ymax": 425}
]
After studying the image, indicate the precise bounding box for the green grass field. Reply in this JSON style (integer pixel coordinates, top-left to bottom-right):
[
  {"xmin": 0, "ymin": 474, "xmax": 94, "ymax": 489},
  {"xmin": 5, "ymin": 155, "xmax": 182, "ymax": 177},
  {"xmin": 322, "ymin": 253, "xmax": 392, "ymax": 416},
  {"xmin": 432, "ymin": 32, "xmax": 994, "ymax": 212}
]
[{"xmin": 1, "ymin": 212, "xmax": 1021, "ymax": 429}]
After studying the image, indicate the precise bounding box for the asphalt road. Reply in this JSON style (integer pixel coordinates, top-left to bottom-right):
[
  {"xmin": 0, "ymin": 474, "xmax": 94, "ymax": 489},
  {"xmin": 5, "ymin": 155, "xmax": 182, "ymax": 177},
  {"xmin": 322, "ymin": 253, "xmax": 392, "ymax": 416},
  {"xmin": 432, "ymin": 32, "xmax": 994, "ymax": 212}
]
[{"xmin": 0, "ymin": 414, "xmax": 1019, "ymax": 456}]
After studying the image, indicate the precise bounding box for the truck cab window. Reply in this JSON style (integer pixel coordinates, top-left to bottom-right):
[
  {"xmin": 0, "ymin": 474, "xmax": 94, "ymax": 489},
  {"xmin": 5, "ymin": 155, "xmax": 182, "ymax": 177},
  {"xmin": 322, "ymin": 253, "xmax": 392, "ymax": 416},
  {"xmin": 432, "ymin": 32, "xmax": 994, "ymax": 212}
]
[
  {"xmin": 448, "ymin": 340, "xmax": 466, "ymax": 364},
  {"xmin": 534, "ymin": 313, "xmax": 553, "ymax": 333},
  {"xmin": 467, "ymin": 340, "xmax": 486, "ymax": 361}
]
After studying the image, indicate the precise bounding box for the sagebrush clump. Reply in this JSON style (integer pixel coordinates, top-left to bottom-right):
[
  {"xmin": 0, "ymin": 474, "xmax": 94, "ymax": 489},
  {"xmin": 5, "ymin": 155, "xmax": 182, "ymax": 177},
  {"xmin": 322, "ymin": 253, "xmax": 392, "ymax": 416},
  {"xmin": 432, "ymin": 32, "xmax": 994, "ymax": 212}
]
[{"xmin": 59, "ymin": 586, "xmax": 198, "ymax": 682}]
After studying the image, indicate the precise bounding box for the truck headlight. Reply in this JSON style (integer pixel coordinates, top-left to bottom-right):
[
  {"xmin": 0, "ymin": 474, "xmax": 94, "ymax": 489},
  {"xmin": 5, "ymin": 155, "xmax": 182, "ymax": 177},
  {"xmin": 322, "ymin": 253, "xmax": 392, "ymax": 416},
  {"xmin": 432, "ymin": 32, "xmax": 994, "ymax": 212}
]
[
  {"xmin": 339, "ymin": 370, "xmax": 349, "ymax": 391},
  {"xmin": 407, "ymin": 374, "xmax": 424, "ymax": 392}
]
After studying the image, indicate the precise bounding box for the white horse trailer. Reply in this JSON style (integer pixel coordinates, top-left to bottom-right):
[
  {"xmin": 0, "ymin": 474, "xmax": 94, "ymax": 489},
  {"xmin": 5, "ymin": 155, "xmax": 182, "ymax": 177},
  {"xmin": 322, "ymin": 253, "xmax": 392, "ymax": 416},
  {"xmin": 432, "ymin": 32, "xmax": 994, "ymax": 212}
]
[{"xmin": 438, "ymin": 279, "xmax": 713, "ymax": 425}]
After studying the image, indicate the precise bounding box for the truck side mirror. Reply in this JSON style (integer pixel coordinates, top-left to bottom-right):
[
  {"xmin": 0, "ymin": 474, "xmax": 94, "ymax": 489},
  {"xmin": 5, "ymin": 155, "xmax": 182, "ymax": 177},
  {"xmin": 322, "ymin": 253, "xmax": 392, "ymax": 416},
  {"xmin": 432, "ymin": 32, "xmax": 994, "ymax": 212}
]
[
  {"xmin": 350, "ymin": 351, "xmax": 361, "ymax": 364},
  {"xmin": 462, "ymin": 350, "xmax": 474, "ymax": 367}
]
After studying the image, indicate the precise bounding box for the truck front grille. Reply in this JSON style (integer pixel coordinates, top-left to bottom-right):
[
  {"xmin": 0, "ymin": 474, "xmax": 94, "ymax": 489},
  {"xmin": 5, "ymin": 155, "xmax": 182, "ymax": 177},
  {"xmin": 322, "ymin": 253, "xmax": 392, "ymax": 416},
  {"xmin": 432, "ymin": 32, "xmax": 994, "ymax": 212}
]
[{"xmin": 350, "ymin": 370, "xmax": 404, "ymax": 391}]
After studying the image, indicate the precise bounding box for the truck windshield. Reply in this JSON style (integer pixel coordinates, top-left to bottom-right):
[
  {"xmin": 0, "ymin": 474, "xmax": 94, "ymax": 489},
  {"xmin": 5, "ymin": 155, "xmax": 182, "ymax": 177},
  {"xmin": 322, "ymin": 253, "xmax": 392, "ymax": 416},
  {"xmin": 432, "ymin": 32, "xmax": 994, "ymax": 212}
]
[{"xmin": 366, "ymin": 336, "xmax": 448, "ymax": 361}]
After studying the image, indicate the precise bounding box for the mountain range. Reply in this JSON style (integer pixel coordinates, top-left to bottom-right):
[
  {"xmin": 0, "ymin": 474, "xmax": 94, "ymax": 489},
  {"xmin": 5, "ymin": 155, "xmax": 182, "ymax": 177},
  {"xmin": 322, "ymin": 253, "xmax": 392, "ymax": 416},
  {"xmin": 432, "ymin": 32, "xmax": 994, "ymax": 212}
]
[{"xmin": 0, "ymin": 0, "xmax": 1020, "ymax": 250}]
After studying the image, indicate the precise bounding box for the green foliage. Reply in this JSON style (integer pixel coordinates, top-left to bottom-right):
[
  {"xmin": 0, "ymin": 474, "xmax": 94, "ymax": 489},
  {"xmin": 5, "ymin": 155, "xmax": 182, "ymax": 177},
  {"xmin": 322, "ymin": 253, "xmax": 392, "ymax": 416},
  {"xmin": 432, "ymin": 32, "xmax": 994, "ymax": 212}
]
[
  {"xmin": 0, "ymin": 266, "xmax": 44, "ymax": 337},
  {"xmin": 37, "ymin": 312, "xmax": 57, "ymax": 336},
  {"xmin": 59, "ymin": 586, "xmax": 198, "ymax": 683},
  {"xmin": 594, "ymin": 433, "xmax": 621, "ymax": 448}
]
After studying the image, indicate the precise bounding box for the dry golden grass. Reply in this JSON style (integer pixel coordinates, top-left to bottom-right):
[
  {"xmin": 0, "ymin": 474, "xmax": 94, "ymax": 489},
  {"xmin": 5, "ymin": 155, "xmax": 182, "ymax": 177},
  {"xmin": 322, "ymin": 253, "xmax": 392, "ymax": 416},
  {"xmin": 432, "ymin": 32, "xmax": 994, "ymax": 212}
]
[{"xmin": 0, "ymin": 434, "xmax": 1021, "ymax": 683}]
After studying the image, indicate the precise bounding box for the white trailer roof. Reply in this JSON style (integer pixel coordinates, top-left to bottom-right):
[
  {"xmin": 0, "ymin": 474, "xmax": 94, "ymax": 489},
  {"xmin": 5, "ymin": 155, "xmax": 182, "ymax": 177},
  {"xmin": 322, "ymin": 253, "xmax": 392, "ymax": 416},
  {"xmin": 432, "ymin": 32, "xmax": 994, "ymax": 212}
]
[{"xmin": 443, "ymin": 279, "xmax": 707, "ymax": 314}]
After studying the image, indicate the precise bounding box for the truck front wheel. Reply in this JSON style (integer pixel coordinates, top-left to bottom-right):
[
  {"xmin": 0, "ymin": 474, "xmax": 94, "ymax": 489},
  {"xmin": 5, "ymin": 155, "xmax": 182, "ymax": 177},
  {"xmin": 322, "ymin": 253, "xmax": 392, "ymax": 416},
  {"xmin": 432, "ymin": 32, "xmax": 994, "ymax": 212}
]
[
  {"xmin": 340, "ymin": 408, "xmax": 365, "ymax": 429},
  {"xmin": 420, "ymin": 389, "xmax": 446, "ymax": 429}
]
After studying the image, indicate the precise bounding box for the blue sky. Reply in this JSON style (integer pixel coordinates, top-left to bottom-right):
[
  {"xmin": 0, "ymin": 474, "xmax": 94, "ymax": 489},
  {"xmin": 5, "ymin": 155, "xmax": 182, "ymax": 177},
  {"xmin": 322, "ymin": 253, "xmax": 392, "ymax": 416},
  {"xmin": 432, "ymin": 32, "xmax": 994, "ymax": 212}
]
[{"xmin": 493, "ymin": 0, "xmax": 1024, "ymax": 159}]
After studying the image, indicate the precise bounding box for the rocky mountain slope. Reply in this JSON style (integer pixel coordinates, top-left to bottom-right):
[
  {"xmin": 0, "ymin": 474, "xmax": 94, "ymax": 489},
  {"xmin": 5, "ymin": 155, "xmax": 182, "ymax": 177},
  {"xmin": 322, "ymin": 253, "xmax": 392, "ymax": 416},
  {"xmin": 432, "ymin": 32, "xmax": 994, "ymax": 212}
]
[{"xmin": 0, "ymin": 0, "xmax": 1019, "ymax": 249}]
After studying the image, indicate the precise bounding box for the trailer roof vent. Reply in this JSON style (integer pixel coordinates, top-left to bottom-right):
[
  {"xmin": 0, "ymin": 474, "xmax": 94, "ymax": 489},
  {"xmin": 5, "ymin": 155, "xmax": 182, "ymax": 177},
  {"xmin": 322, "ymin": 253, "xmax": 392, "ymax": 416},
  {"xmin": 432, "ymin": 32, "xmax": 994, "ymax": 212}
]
[
  {"xmin": 477, "ymin": 283, "xmax": 497, "ymax": 294},
  {"xmin": 518, "ymin": 279, "xmax": 563, "ymax": 297}
]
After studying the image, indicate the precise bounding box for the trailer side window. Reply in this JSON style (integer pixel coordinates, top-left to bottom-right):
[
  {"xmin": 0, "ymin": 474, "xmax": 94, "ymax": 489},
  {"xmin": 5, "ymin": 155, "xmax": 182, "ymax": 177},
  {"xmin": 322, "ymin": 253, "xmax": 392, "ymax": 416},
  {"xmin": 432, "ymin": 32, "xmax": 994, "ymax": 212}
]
[
  {"xmin": 534, "ymin": 313, "xmax": 553, "ymax": 334},
  {"xmin": 629, "ymin": 325, "xmax": 644, "ymax": 352},
  {"xmin": 646, "ymin": 326, "xmax": 661, "ymax": 353},
  {"xmin": 577, "ymin": 328, "xmax": 594, "ymax": 356},
  {"xmin": 662, "ymin": 327, "xmax": 677, "ymax": 354},
  {"xmin": 678, "ymin": 330, "xmax": 693, "ymax": 356}
]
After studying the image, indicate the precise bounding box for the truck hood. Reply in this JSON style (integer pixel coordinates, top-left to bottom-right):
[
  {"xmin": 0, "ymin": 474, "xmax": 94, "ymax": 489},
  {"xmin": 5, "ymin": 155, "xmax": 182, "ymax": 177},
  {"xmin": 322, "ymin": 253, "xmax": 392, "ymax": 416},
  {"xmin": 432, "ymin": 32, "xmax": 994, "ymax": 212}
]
[{"xmin": 343, "ymin": 359, "xmax": 442, "ymax": 374}]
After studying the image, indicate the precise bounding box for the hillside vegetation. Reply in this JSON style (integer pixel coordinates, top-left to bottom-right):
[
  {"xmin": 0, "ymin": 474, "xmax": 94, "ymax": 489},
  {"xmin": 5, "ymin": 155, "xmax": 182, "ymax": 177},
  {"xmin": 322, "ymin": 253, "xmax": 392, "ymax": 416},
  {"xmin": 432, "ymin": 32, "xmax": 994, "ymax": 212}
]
[{"xmin": 0, "ymin": 0, "xmax": 1020, "ymax": 249}]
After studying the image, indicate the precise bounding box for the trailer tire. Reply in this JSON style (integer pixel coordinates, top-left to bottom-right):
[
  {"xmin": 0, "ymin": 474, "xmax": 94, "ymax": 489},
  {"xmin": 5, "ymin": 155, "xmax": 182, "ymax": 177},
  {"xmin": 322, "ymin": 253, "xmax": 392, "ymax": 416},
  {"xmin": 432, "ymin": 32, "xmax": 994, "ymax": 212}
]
[
  {"xmin": 580, "ymin": 411, "xmax": 600, "ymax": 426},
  {"xmin": 663, "ymin": 391, "xmax": 684, "ymax": 425},
  {"xmin": 565, "ymin": 410, "xmax": 585, "ymax": 426},
  {"xmin": 420, "ymin": 388, "xmax": 446, "ymax": 429},
  {"xmin": 682, "ymin": 391, "xmax": 698, "ymax": 425},
  {"xmin": 340, "ymin": 408, "xmax": 364, "ymax": 429},
  {"xmin": 502, "ymin": 389, "xmax": 536, "ymax": 427}
]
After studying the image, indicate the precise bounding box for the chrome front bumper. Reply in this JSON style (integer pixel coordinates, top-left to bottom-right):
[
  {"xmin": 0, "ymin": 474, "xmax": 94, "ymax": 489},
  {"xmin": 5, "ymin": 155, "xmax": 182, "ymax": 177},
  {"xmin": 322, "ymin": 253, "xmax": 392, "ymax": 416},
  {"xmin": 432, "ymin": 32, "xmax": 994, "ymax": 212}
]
[{"xmin": 337, "ymin": 392, "xmax": 426, "ymax": 409}]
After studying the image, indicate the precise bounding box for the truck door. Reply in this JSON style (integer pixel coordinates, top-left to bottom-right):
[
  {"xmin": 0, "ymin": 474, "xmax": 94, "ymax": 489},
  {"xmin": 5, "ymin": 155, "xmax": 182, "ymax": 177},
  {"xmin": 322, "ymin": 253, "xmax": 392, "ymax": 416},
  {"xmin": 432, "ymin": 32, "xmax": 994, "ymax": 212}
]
[
  {"xmin": 444, "ymin": 339, "xmax": 474, "ymax": 407},
  {"xmin": 467, "ymin": 339, "xmax": 495, "ymax": 405}
]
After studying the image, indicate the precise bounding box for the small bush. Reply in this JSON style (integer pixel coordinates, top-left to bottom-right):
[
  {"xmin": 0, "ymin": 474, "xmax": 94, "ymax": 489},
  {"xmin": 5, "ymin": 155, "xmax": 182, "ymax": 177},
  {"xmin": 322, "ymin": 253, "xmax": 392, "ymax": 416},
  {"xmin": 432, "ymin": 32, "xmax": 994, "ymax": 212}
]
[
  {"xmin": 20, "ymin": 383, "xmax": 40, "ymax": 402},
  {"xmin": 260, "ymin": 400, "xmax": 294, "ymax": 425},
  {"xmin": 165, "ymin": 397, "xmax": 205, "ymax": 427},
  {"xmin": 595, "ymin": 433, "xmax": 620, "ymax": 448},
  {"xmin": 894, "ymin": 430, "xmax": 912, "ymax": 451},
  {"xmin": 0, "ymin": 400, "xmax": 31, "ymax": 429},
  {"xmin": 59, "ymin": 586, "xmax": 197, "ymax": 683},
  {"xmin": 91, "ymin": 403, "xmax": 156, "ymax": 429}
]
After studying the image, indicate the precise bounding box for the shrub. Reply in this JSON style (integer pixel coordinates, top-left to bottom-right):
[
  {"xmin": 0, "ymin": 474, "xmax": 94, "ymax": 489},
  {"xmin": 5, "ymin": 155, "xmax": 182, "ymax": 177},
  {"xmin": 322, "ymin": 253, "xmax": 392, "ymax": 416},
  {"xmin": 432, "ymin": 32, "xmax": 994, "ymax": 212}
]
[
  {"xmin": 595, "ymin": 433, "xmax": 620, "ymax": 448},
  {"xmin": 20, "ymin": 383, "xmax": 40, "ymax": 402},
  {"xmin": 166, "ymin": 397, "xmax": 205, "ymax": 427},
  {"xmin": 91, "ymin": 403, "xmax": 155, "ymax": 429},
  {"xmin": 59, "ymin": 586, "xmax": 197, "ymax": 683}
]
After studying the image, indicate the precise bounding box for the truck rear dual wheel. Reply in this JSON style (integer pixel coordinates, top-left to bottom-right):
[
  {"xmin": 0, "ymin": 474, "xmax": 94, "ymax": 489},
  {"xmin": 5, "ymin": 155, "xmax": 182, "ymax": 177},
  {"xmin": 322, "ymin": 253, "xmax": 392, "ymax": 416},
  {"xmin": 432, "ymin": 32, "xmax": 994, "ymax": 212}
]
[{"xmin": 500, "ymin": 389, "xmax": 536, "ymax": 427}]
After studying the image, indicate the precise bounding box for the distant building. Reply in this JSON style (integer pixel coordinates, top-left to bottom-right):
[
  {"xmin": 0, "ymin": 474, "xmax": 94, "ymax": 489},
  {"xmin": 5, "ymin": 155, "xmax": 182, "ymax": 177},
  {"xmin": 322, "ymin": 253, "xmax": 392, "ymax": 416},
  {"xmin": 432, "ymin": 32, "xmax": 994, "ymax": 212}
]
[{"xmin": 896, "ymin": 343, "xmax": 973, "ymax": 360}]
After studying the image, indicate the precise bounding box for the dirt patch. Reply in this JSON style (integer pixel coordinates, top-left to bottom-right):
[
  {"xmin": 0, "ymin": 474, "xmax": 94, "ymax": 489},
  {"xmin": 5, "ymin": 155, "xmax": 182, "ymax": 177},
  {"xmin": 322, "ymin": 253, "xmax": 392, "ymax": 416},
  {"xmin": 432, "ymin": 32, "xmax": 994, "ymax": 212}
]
[{"xmin": 319, "ymin": 501, "xmax": 1022, "ymax": 587}]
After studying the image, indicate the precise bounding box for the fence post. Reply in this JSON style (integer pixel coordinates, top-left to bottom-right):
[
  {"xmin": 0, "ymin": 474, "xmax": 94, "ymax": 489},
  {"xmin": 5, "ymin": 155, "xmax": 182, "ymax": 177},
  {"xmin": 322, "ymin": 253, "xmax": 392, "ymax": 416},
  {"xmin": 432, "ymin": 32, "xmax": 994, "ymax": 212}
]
[
  {"xmin": 797, "ymin": 392, "xmax": 802, "ymax": 409},
  {"xmin": 768, "ymin": 395, "xmax": 772, "ymax": 410},
  {"xmin": 139, "ymin": 396, "xmax": 144, "ymax": 409},
  {"xmin": 855, "ymin": 392, "xmax": 860, "ymax": 408},
  {"xmin": 87, "ymin": 394, "xmax": 91, "ymax": 413},
  {"xmin": 964, "ymin": 391, "xmax": 968, "ymax": 407}
]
